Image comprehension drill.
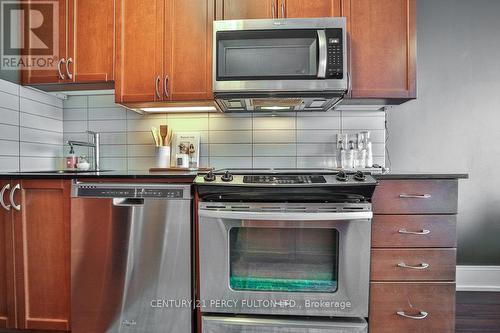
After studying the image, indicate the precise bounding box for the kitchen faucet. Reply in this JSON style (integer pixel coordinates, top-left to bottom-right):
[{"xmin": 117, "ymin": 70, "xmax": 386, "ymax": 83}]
[{"xmin": 67, "ymin": 131, "xmax": 101, "ymax": 171}]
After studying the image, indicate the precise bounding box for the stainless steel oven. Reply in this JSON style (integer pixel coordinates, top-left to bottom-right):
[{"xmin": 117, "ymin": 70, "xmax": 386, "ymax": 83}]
[{"xmin": 198, "ymin": 201, "xmax": 372, "ymax": 318}]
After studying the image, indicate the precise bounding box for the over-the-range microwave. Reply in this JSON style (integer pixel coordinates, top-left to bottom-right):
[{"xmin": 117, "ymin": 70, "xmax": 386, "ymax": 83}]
[{"xmin": 213, "ymin": 18, "xmax": 348, "ymax": 112}]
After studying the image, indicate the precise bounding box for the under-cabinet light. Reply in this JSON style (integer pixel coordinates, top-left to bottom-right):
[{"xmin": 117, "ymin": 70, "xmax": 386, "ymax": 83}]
[
  {"xmin": 140, "ymin": 106, "xmax": 217, "ymax": 113},
  {"xmin": 260, "ymin": 106, "xmax": 292, "ymax": 111}
]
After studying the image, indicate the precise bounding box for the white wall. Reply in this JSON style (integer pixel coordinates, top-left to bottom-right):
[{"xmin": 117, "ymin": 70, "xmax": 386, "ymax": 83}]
[
  {"xmin": 0, "ymin": 79, "xmax": 64, "ymax": 171},
  {"xmin": 387, "ymin": 0, "xmax": 500, "ymax": 265}
]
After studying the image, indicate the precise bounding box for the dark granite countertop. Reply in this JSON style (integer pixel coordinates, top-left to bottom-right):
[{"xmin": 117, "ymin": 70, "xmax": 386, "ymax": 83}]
[
  {"xmin": 0, "ymin": 170, "xmax": 468, "ymax": 181},
  {"xmin": 0, "ymin": 170, "xmax": 198, "ymax": 181},
  {"xmin": 372, "ymin": 171, "xmax": 468, "ymax": 180}
]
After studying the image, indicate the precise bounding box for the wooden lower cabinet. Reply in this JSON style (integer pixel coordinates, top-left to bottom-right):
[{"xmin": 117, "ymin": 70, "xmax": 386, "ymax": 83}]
[
  {"xmin": 0, "ymin": 181, "xmax": 15, "ymax": 329},
  {"xmin": 370, "ymin": 178, "xmax": 459, "ymax": 332},
  {"xmin": 0, "ymin": 179, "xmax": 70, "ymax": 331},
  {"xmin": 369, "ymin": 282, "xmax": 456, "ymax": 333},
  {"xmin": 372, "ymin": 179, "xmax": 458, "ymax": 215},
  {"xmin": 372, "ymin": 215, "xmax": 457, "ymax": 248},
  {"xmin": 371, "ymin": 248, "xmax": 456, "ymax": 281}
]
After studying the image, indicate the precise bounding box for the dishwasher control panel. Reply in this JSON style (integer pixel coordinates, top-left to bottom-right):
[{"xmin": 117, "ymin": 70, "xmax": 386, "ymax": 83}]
[{"xmin": 73, "ymin": 183, "xmax": 190, "ymax": 199}]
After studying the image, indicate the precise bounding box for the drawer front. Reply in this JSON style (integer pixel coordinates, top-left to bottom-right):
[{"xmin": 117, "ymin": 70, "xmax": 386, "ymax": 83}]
[
  {"xmin": 369, "ymin": 282, "xmax": 455, "ymax": 333},
  {"xmin": 372, "ymin": 215, "xmax": 457, "ymax": 248},
  {"xmin": 371, "ymin": 249, "xmax": 456, "ymax": 281},
  {"xmin": 372, "ymin": 180, "xmax": 458, "ymax": 214}
]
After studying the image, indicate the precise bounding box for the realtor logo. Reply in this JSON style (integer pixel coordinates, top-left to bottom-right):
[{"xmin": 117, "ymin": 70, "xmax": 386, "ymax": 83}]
[{"xmin": 1, "ymin": 0, "xmax": 59, "ymax": 70}]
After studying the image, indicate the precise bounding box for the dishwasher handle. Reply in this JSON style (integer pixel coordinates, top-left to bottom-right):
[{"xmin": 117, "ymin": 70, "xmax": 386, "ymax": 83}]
[{"xmin": 113, "ymin": 198, "xmax": 145, "ymax": 206}]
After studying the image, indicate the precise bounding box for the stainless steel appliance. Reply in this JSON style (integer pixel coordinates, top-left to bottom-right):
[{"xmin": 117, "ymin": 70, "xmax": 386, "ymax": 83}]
[
  {"xmin": 202, "ymin": 316, "xmax": 368, "ymax": 333},
  {"xmin": 71, "ymin": 182, "xmax": 192, "ymax": 333},
  {"xmin": 213, "ymin": 18, "xmax": 348, "ymax": 112},
  {"xmin": 195, "ymin": 169, "xmax": 376, "ymax": 332}
]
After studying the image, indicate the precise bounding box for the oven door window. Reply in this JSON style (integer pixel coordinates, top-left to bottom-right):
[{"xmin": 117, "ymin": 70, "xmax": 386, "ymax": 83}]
[
  {"xmin": 217, "ymin": 30, "xmax": 318, "ymax": 80},
  {"xmin": 229, "ymin": 227, "xmax": 339, "ymax": 293}
]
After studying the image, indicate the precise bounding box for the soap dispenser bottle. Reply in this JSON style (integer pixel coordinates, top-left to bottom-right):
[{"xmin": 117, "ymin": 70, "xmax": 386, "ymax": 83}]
[{"xmin": 66, "ymin": 146, "xmax": 77, "ymax": 169}]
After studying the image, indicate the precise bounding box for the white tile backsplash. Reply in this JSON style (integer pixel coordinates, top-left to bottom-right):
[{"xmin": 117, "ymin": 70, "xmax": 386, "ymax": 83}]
[
  {"xmin": 0, "ymin": 124, "xmax": 19, "ymax": 141},
  {"xmin": 0, "ymin": 80, "xmax": 63, "ymax": 172},
  {"xmin": 1, "ymin": 107, "xmax": 20, "ymax": 126},
  {"xmin": 0, "ymin": 90, "xmax": 20, "ymax": 111},
  {"xmin": 0, "ymin": 86, "xmax": 388, "ymax": 172}
]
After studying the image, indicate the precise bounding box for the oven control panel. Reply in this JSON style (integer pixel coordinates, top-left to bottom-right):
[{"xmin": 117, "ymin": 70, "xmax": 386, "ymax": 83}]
[{"xmin": 243, "ymin": 175, "xmax": 327, "ymax": 184}]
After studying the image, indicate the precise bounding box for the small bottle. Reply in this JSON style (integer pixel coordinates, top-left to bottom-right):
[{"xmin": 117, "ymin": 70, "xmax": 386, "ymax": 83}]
[
  {"xmin": 336, "ymin": 134, "xmax": 345, "ymax": 169},
  {"xmin": 366, "ymin": 141, "xmax": 373, "ymax": 168},
  {"xmin": 347, "ymin": 141, "xmax": 356, "ymax": 169},
  {"xmin": 66, "ymin": 146, "xmax": 77, "ymax": 169}
]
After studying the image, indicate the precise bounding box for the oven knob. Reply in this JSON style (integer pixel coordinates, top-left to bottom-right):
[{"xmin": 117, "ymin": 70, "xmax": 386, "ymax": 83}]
[
  {"xmin": 336, "ymin": 170, "xmax": 348, "ymax": 182},
  {"xmin": 203, "ymin": 171, "xmax": 216, "ymax": 182},
  {"xmin": 354, "ymin": 171, "xmax": 366, "ymax": 181},
  {"xmin": 221, "ymin": 171, "xmax": 234, "ymax": 182}
]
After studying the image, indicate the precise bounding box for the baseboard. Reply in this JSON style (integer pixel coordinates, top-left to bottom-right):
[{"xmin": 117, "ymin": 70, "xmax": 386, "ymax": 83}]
[{"xmin": 456, "ymin": 266, "xmax": 500, "ymax": 292}]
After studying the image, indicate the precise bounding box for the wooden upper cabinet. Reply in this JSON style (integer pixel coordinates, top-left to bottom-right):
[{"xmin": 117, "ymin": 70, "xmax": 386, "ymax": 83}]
[
  {"xmin": 345, "ymin": 0, "xmax": 416, "ymax": 99},
  {"xmin": 166, "ymin": 0, "xmax": 214, "ymax": 101},
  {"xmin": 21, "ymin": 0, "xmax": 67, "ymax": 85},
  {"xmin": 67, "ymin": 0, "xmax": 115, "ymax": 83},
  {"xmin": 0, "ymin": 181, "xmax": 15, "ymax": 330},
  {"xmin": 12, "ymin": 180, "xmax": 71, "ymax": 331},
  {"xmin": 280, "ymin": 0, "xmax": 342, "ymax": 18},
  {"xmin": 22, "ymin": 0, "xmax": 114, "ymax": 86},
  {"xmin": 115, "ymin": 0, "xmax": 164, "ymax": 103},
  {"xmin": 116, "ymin": 0, "xmax": 213, "ymax": 105},
  {"xmin": 216, "ymin": 0, "xmax": 276, "ymax": 20}
]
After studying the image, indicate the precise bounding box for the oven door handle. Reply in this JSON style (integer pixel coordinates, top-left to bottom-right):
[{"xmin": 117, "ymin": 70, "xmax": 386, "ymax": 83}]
[
  {"xmin": 317, "ymin": 30, "xmax": 327, "ymax": 79},
  {"xmin": 199, "ymin": 210, "xmax": 372, "ymax": 221}
]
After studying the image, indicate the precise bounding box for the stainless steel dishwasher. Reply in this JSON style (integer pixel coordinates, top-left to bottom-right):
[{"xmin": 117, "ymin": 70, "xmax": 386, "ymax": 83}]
[{"xmin": 71, "ymin": 182, "xmax": 192, "ymax": 333}]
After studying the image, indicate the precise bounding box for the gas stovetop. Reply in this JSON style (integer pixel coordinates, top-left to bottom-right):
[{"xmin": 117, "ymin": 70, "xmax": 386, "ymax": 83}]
[{"xmin": 195, "ymin": 168, "xmax": 378, "ymax": 187}]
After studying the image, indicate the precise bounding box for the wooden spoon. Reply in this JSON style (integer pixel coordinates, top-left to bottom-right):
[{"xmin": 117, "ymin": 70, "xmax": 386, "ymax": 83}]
[{"xmin": 160, "ymin": 125, "xmax": 168, "ymax": 146}]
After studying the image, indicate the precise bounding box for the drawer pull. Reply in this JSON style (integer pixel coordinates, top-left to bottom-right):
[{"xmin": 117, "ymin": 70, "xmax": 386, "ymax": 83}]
[
  {"xmin": 396, "ymin": 310, "xmax": 429, "ymax": 320},
  {"xmin": 398, "ymin": 229, "xmax": 430, "ymax": 235},
  {"xmin": 399, "ymin": 193, "xmax": 432, "ymax": 199},
  {"xmin": 397, "ymin": 262, "xmax": 430, "ymax": 270}
]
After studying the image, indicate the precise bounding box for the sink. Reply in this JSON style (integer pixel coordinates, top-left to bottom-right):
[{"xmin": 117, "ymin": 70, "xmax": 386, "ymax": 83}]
[{"xmin": 14, "ymin": 170, "xmax": 114, "ymax": 174}]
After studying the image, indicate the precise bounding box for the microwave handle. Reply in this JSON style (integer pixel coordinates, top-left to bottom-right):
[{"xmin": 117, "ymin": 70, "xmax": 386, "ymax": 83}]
[
  {"xmin": 199, "ymin": 209, "xmax": 372, "ymax": 221},
  {"xmin": 317, "ymin": 30, "xmax": 327, "ymax": 78}
]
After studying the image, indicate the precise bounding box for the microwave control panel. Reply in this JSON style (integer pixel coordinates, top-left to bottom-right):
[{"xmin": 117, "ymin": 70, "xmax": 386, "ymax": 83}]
[{"xmin": 325, "ymin": 29, "xmax": 344, "ymax": 79}]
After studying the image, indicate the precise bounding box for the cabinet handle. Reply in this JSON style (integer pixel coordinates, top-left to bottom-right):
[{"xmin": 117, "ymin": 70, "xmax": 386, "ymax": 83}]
[
  {"xmin": 57, "ymin": 58, "xmax": 66, "ymax": 80},
  {"xmin": 9, "ymin": 184, "xmax": 20, "ymax": 211},
  {"xmin": 397, "ymin": 262, "xmax": 430, "ymax": 270},
  {"xmin": 396, "ymin": 311, "xmax": 429, "ymax": 320},
  {"xmin": 399, "ymin": 193, "xmax": 432, "ymax": 199},
  {"xmin": 164, "ymin": 75, "xmax": 169, "ymax": 99},
  {"xmin": 398, "ymin": 229, "xmax": 431, "ymax": 235},
  {"xmin": 0, "ymin": 183, "xmax": 11, "ymax": 211},
  {"xmin": 66, "ymin": 58, "xmax": 73, "ymax": 80},
  {"xmin": 280, "ymin": 1, "xmax": 285, "ymax": 17},
  {"xmin": 271, "ymin": 1, "xmax": 276, "ymax": 18},
  {"xmin": 155, "ymin": 75, "xmax": 161, "ymax": 99}
]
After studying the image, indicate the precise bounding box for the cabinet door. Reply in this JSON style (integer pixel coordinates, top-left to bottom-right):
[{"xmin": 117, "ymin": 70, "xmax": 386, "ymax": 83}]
[
  {"xmin": 12, "ymin": 180, "xmax": 71, "ymax": 331},
  {"xmin": 0, "ymin": 181, "xmax": 15, "ymax": 329},
  {"xmin": 216, "ymin": 0, "xmax": 276, "ymax": 20},
  {"xmin": 280, "ymin": 0, "xmax": 342, "ymax": 18},
  {"xmin": 345, "ymin": 0, "xmax": 416, "ymax": 99},
  {"xmin": 21, "ymin": 0, "xmax": 67, "ymax": 84},
  {"xmin": 67, "ymin": 0, "xmax": 114, "ymax": 83},
  {"xmin": 166, "ymin": 0, "xmax": 214, "ymax": 101},
  {"xmin": 115, "ymin": 0, "xmax": 164, "ymax": 103}
]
